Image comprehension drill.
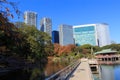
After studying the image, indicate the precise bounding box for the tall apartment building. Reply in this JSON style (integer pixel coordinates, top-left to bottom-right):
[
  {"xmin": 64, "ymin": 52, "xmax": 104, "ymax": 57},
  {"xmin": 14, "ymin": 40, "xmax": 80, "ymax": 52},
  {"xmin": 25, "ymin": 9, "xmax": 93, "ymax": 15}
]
[
  {"xmin": 73, "ymin": 23, "xmax": 110, "ymax": 47},
  {"xmin": 59, "ymin": 24, "xmax": 74, "ymax": 46},
  {"xmin": 24, "ymin": 11, "xmax": 37, "ymax": 27},
  {"xmin": 52, "ymin": 31, "xmax": 59, "ymax": 44},
  {"xmin": 40, "ymin": 17, "xmax": 52, "ymax": 37}
]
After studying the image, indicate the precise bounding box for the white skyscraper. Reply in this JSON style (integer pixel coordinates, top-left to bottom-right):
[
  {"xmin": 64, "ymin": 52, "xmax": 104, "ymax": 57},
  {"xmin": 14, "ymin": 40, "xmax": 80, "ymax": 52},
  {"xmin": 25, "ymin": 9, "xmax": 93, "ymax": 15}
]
[
  {"xmin": 73, "ymin": 23, "xmax": 110, "ymax": 47},
  {"xmin": 24, "ymin": 11, "xmax": 37, "ymax": 27},
  {"xmin": 40, "ymin": 17, "xmax": 52, "ymax": 37},
  {"xmin": 96, "ymin": 23, "xmax": 110, "ymax": 47},
  {"xmin": 59, "ymin": 24, "xmax": 74, "ymax": 46}
]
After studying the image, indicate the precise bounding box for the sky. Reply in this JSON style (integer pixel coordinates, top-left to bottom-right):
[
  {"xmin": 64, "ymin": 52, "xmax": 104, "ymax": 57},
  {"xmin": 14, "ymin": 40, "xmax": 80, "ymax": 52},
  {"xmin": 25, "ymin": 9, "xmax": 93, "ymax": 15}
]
[{"xmin": 9, "ymin": 0, "xmax": 120, "ymax": 43}]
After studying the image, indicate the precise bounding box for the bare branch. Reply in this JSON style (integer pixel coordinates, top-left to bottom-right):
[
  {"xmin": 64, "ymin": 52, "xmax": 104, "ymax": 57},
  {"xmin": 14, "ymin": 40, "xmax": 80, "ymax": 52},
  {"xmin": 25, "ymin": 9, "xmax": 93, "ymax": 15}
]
[{"xmin": 0, "ymin": 0, "xmax": 20, "ymax": 19}]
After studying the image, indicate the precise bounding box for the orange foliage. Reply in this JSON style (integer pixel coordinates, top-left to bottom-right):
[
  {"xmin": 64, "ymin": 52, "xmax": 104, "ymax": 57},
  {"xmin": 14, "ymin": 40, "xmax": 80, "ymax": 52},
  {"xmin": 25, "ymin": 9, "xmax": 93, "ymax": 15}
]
[
  {"xmin": 0, "ymin": 13, "xmax": 24, "ymax": 54},
  {"xmin": 54, "ymin": 44, "xmax": 76, "ymax": 56}
]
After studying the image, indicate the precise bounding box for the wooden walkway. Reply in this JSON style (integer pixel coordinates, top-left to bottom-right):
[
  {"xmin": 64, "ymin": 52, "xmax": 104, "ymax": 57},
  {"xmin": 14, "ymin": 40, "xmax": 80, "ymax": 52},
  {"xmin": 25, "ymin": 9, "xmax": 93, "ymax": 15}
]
[{"xmin": 67, "ymin": 58, "xmax": 94, "ymax": 80}]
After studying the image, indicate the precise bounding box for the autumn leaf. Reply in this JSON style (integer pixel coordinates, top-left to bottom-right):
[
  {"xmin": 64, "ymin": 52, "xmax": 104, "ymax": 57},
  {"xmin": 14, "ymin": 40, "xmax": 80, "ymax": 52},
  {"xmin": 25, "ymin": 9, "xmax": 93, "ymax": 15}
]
[{"xmin": 5, "ymin": 7, "xmax": 9, "ymax": 12}]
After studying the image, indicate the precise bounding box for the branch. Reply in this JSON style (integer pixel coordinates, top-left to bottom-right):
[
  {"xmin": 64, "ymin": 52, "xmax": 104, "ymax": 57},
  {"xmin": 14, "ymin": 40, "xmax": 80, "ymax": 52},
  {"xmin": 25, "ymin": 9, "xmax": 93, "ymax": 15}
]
[{"xmin": 0, "ymin": 0, "xmax": 20, "ymax": 18}]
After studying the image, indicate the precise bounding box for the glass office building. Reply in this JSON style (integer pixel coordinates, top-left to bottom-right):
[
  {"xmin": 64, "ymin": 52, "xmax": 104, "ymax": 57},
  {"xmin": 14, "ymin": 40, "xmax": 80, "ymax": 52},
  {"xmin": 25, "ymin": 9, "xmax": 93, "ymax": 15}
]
[
  {"xmin": 73, "ymin": 23, "xmax": 110, "ymax": 47},
  {"xmin": 59, "ymin": 24, "xmax": 74, "ymax": 46},
  {"xmin": 40, "ymin": 17, "xmax": 52, "ymax": 37},
  {"xmin": 52, "ymin": 31, "xmax": 59, "ymax": 44},
  {"xmin": 24, "ymin": 11, "xmax": 37, "ymax": 27}
]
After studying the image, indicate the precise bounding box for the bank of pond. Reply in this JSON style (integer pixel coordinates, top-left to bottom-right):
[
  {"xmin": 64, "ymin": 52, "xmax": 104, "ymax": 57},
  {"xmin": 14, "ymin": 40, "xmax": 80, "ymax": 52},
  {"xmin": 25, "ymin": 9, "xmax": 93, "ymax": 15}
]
[
  {"xmin": 1, "ymin": 57, "xmax": 120, "ymax": 80},
  {"xmin": 94, "ymin": 64, "xmax": 120, "ymax": 80}
]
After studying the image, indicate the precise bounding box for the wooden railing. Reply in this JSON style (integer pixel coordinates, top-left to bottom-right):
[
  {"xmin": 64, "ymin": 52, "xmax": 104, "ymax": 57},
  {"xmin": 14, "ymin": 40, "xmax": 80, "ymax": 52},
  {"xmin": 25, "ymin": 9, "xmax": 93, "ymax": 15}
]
[{"xmin": 45, "ymin": 59, "xmax": 81, "ymax": 80}]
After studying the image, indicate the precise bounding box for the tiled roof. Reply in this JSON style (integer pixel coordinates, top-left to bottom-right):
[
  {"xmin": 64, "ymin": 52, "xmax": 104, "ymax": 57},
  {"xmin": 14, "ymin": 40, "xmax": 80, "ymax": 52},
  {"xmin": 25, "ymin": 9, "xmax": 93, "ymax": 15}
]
[{"xmin": 94, "ymin": 49, "xmax": 117, "ymax": 55}]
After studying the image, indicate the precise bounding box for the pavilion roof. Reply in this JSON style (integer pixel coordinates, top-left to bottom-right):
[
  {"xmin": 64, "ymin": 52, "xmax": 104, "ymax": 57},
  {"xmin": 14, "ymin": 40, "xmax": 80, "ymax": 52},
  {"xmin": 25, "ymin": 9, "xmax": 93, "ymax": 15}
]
[{"xmin": 94, "ymin": 49, "xmax": 117, "ymax": 55}]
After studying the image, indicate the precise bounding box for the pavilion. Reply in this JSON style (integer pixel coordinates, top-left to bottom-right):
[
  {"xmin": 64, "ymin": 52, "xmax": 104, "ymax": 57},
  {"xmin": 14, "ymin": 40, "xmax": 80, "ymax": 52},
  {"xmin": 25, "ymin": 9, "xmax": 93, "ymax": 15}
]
[{"xmin": 94, "ymin": 49, "xmax": 120, "ymax": 61}]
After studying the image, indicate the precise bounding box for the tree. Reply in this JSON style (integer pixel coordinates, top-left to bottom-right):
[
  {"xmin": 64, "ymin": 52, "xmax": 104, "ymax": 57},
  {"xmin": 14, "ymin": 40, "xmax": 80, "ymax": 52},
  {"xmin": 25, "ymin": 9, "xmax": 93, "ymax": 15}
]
[
  {"xmin": 19, "ymin": 24, "xmax": 53, "ymax": 60},
  {"xmin": 77, "ymin": 44, "xmax": 93, "ymax": 54},
  {"xmin": 73, "ymin": 44, "xmax": 101, "ymax": 58},
  {"xmin": 18, "ymin": 24, "xmax": 54, "ymax": 80},
  {"xmin": 54, "ymin": 43, "xmax": 61, "ymax": 55},
  {"xmin": 0, "ymin": 13, "xmax": 24, "ymax": 56},
  {"xmin": 80, "ymin": 44, "xmax": 92, "ymax": 49},
  {"xmin": 54, "ymin": 44, "xmax": 76, "ymax": 56},
  {"xmin": 101, "ymin": 44, "xmax": 120, "ymax": 51},
  {"xmin": 0, "ymin": 0, "xmax": 24, "ymax": 56},
  {"xmin": 0, "ymin": 0, "xmax": 20, "ymax": 18},
  {"xmin": 0, "ymin": 1, "xmax": 49, "ymax": 79},
  {"xmin": 93, "ymin": 46, "xmax": 101, "ymax": 52}
]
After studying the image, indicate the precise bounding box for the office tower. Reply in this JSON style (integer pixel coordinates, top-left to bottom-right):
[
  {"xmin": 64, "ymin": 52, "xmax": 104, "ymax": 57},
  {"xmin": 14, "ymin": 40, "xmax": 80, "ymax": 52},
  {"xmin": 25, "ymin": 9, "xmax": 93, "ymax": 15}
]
[
  {"xmin": 14, "ymin": 22, "xmax": 24, "ymax": 28},
  {"xmin": 52, "ymin": 31, "xmax": 59, "ymax": 44},
  {"xmin": 59, "ymin": 24, "xmax": 74, "ymax": 46},
  {"xmin": 73, "ymin": 23, "xmax": 110, "ymax": 47},
  {"xmin": 24, "ymin": 11, "xmax": 37, "ymax": 27},
  {"xmin": 40, "ymin": 17, "xmax": 52, "ymax": 37}
]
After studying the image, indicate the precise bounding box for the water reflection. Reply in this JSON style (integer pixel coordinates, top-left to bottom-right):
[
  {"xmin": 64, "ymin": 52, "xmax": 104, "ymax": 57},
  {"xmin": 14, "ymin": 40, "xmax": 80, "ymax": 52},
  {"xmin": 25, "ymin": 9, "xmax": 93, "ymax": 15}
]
[
  {"xmin": 44, "ymin": 58, "xmax": 68, "ymax": 78},
  {"xmin": 101, "ymin": 65, "xmax": 114, "ymax": 80},
  {"xmin": 100, "ymin": 65, "xmax": 120, "ymax": 80},
  {"xmin": 114, "ymin": 65, "xmax": 120, "ymax": 80}
]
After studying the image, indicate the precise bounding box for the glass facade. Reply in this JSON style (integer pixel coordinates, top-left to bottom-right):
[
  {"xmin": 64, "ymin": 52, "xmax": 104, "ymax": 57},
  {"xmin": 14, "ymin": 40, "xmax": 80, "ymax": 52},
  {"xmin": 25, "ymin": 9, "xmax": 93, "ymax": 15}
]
[
  {"xmin": 73, "ymin": 24, "xmax": 110, "ymax": 47},
  {"xmin": 24, "ymin": 11, "xmax": 37, "ymax": 27},
  {"xmin": 59, "ymin": 24, "xmax": 74, "ymax": 46},
  {"xmin": 73, "ymin": 26, "xmax": 96, "ymax": 46},
  {"xmin": 52, "ymin": 31, "xmax": 59, "ymax": 43},
  {"xmin": 96, "ymin": 23, "xmax": 110, "ymax": 47},
  {"xmin": 40, "ymin": 18, "xmax": 52, "ymax": 37}
]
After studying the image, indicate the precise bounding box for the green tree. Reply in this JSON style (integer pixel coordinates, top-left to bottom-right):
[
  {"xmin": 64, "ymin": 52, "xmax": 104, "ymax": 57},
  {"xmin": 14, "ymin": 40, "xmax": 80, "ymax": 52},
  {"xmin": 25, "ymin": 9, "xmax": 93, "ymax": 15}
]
[
  {"xmin": 101, "ymin": 43, "xmax": 120, "ymax": 51},
  {"xmin": 74, "ymin": 46, "xmax": 83, "ymax": 54},
  {"xmin": 0, "ymin": 13, "xmax": 24, "ymax": 56},
  {"xmin": 93, "ymin": 46, "xmax": 101, "ymax": 52},
  {"xmin": 80, "ymin": 44, "xmax": 92, "ymax": 49},
  {"xmin": 19, "ymin": 24, "xmax": 54, "ymax": 80},
  {"xmin": 19, "ymin": 24, "xmax": 53, "ymax": 60},
  {"xmin": 0, "ymin": 1, "xmax": 49, "ymax": 79}
]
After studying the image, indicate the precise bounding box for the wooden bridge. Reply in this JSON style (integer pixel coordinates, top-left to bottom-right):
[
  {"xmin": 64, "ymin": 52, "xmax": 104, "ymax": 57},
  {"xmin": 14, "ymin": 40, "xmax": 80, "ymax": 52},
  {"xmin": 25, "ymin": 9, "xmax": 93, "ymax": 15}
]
[
  {"xmin": 45, "ymin": 58, "xmax": 95, "ymax": 80},
  {"xmin": 68, "ymin": 58, "xmax": 94, "ymax": 80}
]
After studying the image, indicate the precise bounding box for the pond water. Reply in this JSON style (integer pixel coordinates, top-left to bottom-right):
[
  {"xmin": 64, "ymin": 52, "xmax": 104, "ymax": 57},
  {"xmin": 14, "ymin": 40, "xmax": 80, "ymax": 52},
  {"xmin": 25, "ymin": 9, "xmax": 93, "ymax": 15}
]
[
  {"xmin": 44, "ymin": 57, "xmax": 69, "ymax": 78},
  {"xmin": 94, "ymin": 64, "xmax": 120, "ymax": 80},
  {"xmin": 0, "ymin": 57, "xmax": 69, "ymax": 80},
  {"xmin": 2, "ymin": 58, "xmax": 120, "ymax": 80},
  {"xmin": 44, "ymin": 61, "xmax": 67, "ymax": 78},
  {"xmin": 45, "ymin": 58, "xmax": 120, "ymax": 80}
]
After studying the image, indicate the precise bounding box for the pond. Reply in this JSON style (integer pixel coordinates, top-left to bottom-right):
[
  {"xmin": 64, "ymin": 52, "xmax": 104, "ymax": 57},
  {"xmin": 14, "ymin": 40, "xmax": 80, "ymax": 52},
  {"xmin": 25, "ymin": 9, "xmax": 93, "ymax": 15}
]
[
  {"xmin": 44, "ymin": 57, "xmax": 70, "ymax": 78},
  {"xmin": 94, "ymin": 64, "xmax": 120, "ymax": 80}
]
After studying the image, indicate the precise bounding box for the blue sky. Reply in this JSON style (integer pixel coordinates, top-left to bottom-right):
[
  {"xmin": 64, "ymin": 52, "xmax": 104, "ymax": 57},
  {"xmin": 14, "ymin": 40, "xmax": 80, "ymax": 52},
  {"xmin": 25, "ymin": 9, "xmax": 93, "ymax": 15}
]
[{"xmin": 9, "ymin": 0, "xmax": 120, "ymax": 43}]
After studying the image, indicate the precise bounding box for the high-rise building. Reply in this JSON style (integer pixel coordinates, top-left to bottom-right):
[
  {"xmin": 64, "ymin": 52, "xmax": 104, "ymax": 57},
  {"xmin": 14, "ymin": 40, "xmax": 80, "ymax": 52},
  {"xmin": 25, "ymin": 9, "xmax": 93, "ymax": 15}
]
[
  {"xmin": 40, "ymin": 17, "xmax": 52, "ymax": 37},
  {"xmin": 24, "ymin": 11, "xmax": 37, "ymax": 27},
  {"xmin": 73, "ymin": 23, "xmax": 110, "ymax": 47},
  {"xmin": 14, "ymin": 22, "xmax": 24, "ymax": 28},
  {"xmin": 59, "ymin": 24, "xmax": 74, "ymax": 46},
  {"xmin": 52, "ymin": 31, "xmax": 59, "ymax": 44}
]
